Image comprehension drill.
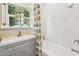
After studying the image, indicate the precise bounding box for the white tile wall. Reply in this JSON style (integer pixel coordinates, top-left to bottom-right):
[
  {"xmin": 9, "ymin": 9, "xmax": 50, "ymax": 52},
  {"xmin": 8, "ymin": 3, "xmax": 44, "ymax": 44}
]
[{"xmin": 41, "ymin": 3, "xmax": 79, "ymax": 50}]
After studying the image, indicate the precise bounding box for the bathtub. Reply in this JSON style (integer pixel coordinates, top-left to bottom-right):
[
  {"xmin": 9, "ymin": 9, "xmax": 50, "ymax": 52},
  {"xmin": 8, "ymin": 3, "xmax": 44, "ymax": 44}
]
[{"xmin": 42, "ymin": 40, "xmax": 79, "ymax": 56}]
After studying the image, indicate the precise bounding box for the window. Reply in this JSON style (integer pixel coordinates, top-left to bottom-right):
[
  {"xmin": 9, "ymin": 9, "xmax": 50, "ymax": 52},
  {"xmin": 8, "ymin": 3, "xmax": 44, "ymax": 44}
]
[
  {"xmin": 8, "ymin": 3, "xmax": 30, "ymax": 28},
  {"xmin": 8, "ymin": 4, "xmax": 15, "ymax": 26}
]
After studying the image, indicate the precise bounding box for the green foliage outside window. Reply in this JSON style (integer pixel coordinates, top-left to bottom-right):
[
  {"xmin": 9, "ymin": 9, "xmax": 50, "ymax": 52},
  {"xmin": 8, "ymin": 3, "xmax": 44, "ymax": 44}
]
[
  {"xmin": 8, "ymin": 4, "xmax": 15, "ymax": 15},
  {"xmin": 8, "ymin": 3, "xmax": 30, "ymax": 27},
  {"xmin": 9, "ymin": 17, "xmax": 15, "ymax": 26},
  {"xmin": 24, "ymin": 9, "xmax": 30, "ymax": 17}
]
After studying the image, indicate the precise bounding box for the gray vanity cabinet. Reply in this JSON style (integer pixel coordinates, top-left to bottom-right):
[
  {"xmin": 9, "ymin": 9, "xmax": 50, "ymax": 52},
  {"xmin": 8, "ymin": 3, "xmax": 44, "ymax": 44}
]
[{"xmin": 0, "ymin": 38, "xmax": 36, "ymax": 56}]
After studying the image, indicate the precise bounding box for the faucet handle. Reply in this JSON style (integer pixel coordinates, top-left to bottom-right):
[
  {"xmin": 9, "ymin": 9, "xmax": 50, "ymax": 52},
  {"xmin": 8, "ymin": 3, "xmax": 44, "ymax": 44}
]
[{"xmin": 73, "ymin": 40, "xmax": 79, "ymax": 45}]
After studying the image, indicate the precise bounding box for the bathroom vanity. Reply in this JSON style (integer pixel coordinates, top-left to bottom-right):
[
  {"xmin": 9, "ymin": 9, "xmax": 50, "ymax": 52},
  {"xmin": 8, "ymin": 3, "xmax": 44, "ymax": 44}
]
[
  {"xmin": 0, "ymin": 3, "xmax": 36, "ymax": 56},
  {"xmin": 0, "ymin": 35, "xmax": 36, "ymax": 56}
]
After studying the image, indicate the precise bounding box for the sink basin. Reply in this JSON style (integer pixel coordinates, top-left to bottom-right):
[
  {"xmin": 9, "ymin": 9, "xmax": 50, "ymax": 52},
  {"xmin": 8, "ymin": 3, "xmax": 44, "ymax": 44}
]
[{"xmin": 0, "ymin": 35, "xmax": 36, "ymax": 47}]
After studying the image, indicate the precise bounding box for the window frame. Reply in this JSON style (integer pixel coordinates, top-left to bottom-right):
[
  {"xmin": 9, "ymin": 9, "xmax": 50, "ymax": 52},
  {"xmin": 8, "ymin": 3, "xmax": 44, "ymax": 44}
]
[{"xmin": 2, "ymin": 3, "xmax": 31, "ymax": 28}]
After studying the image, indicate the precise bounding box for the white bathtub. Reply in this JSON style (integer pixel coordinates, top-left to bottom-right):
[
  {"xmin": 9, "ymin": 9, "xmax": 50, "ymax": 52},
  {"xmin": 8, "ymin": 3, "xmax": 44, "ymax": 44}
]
[{"xmin": 42, "ymin": 40, "xmax": 79, "ymax": 56}]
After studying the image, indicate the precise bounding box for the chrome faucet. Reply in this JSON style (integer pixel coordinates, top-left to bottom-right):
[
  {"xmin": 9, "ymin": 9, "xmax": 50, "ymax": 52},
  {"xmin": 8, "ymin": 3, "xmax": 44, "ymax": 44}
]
[
  {"xmin": 71, "ymin": 40, "xmax": 79, "ymax": 53},
  {"xmin": 74, "ymin": 40, "xmax": 79, "ymax": 45},
  {"xmin": 17, "ymin": 31, "xmax": 22, "ymax": 37},
  {"xmin": 71, "ymin": 49, "xmax": 79, "ymax": 53}
]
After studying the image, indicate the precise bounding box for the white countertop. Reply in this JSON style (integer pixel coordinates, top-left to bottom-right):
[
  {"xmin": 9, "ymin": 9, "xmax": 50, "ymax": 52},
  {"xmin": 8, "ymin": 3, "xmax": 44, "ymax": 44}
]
[{"xmin": 0, "ymin": 35, "xmax": 36, "ymax": 47}]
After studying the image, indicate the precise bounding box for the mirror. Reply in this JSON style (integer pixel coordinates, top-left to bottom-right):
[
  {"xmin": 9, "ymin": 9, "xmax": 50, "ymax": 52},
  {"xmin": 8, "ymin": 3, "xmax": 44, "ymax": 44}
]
[{"xmin": 2, "ymin": 3, "xmax": 33, "ymax": 29}]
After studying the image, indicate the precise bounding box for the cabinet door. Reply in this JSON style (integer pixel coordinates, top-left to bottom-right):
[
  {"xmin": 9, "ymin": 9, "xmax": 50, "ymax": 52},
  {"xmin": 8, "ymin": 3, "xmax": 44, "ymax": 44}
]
[
  {"xmin": 13, "ymin": 41, "xmax": 36, "ymax": 56},
  {"xmin": 9, "ymin": 43, "xmax": 25, "ymax": 56},
  {"xmin": 0, "ymin": 44, "xmax": 15, "ymax": 56},
  {"xmin": 8, "ymin": 50, "xmax": 23, "ymax": 56},
  {"xmin": 24, "ymin": 41, "xmax": 36, "ymax": 56}
]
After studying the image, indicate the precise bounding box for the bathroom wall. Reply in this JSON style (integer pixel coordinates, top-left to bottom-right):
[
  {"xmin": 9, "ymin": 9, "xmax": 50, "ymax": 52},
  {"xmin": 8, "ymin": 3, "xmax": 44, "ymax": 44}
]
[
  {"xmin": 0, "ymin": 3, "xmax": 2, "ymax": 27},
  {"xmin": 40, "ymin": 4, "xmax": 47, "ymax": 39},
  {"xmin": 43, "ymin": 3, "xmax": 79, "ymax": 49}
]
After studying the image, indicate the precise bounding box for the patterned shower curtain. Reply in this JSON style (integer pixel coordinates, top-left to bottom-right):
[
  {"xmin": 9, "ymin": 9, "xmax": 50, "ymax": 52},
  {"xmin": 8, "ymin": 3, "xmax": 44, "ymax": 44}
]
[{"xmin": 33, "ymin": 3, "xmax": 43, "ymax": 56}]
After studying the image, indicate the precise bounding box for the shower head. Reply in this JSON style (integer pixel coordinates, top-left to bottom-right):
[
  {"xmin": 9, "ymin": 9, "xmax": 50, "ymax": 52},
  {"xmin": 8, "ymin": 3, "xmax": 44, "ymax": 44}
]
[{"xmin": 67, "ymin": 3, "xmax": 73, "ymax": 8}]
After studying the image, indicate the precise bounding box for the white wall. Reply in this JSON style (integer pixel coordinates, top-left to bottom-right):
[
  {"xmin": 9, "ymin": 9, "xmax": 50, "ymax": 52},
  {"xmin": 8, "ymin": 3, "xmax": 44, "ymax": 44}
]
[
  {"xmin": 42, "ymin": 3, "xmax": 79, "ymax": 49},
  {"xmin": 40, "ymin": 4, "xmax": 47, "ymax": 37},
  {"xmin": 2, "ymin": 3, "xmax": 9, "ymax": 28}
]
